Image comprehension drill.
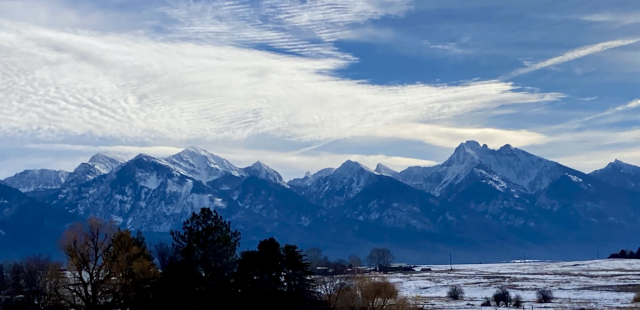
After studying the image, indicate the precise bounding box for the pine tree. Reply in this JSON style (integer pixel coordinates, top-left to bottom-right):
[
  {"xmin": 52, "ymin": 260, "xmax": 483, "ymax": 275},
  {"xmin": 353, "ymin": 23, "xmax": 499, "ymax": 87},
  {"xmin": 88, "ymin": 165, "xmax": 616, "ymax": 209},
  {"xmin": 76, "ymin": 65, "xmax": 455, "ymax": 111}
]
[
  {"xmin": 236, "ymin": 238, "xmax": 320, "ymax": 310},
  {"xmin": 282, "ymin": 244, "xmax": 318, "ymax": 309},
  {"xmin": 9, "ymin": 263, "xmax": 24, "ymax": 299},
  {"xmin": 109, "ymin": 230, "xmax": 159, "ymax": 310},
  {"xmin": 0, "ymin": 264, "xmax": 6, "ymax": 294},
  {"xmin": 169, "ymin": 208, "xmax": 241, "ymax": 309}
]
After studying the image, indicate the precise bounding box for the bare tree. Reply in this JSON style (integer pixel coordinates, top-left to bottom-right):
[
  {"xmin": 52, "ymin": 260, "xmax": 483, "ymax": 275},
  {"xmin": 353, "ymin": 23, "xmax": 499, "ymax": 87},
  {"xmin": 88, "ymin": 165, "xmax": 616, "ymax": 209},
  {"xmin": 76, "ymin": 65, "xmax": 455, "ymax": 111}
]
[
  {"xmin": 316, "ymin": 273, "xmax": 352, "ymax": 309},
  {"xmin": 348, "ymin": 255, "xmax": 362, "ymax": 274},
  {"xmin": 57, "ymin": 217, "xmax": 118, "ymax": 310},
  {"xmin": 56, "ymin": 218, "xmax": 159, "ymax": 310},
  {"xmin": 367, "ymin": 248, "xmax": 395, "ymax": 269},
  {"xmin": 304, "ymin": 247, "xmax": 329, "ymax": 271},
  {"xmin": 22, "ymin": 255, "xmax": 65, "ymax": 309},
  {"xmin": 329, "ymin": 276, "xmax": 418, "ymax": 310}
]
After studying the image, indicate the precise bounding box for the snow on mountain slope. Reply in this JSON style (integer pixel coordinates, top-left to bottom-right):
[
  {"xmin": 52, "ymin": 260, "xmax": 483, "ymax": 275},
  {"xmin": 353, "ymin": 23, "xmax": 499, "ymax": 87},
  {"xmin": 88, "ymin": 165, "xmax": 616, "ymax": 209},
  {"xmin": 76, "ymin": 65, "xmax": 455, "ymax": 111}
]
[
  {"xmin": 0, "ymin": 182, "xmax": 78, "ymax": 258},
  {"xmin": 64, "ymin": 153, "xmax": 126, "ymax": 187},
  {"xmin": 288, "ymin": 168, "xmax": 335, "ymax": 187},
  {"xmin": 293, "ymin": 160, "xmax": 380, "ymax": 208},
  {"xmin": 374, "ymin": 164, "xmax": 400, "ymax": 179},
  {"xmin": 590, "ymin": 160, "xmax": 640, "ymax": 193},
  {"xmin": 242, "ymin": 161, "xmax": 288, "ymax": 187},
  {"xmin": 3, "ymin": 169, "xmax": 70, "ymax": 192},
  {"xmin": 53, "ymin": 153, "xmax": 226, "ymax": 232},
  {"xmin": 399, "ymin": 141, "xmax": 575, "ymax": 196},
  {"xmin": 165, "ymin": 147, "xmax": 246, "ymax": 182}
]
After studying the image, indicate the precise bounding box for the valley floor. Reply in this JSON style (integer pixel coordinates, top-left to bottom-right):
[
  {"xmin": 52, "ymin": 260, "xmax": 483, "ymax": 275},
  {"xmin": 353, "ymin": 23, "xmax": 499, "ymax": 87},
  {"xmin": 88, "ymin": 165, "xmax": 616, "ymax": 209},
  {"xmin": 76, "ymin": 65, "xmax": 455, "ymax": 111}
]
[{"xmin": 383, "ymin": 259, "xmax": 640, "ymax": 309}]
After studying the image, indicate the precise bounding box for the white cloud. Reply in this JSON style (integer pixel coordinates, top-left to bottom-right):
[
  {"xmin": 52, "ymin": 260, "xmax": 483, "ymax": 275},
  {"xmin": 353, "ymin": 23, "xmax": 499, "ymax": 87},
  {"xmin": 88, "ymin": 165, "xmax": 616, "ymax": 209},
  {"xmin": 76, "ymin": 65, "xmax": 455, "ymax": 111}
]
[
  {"xmin": 0, "ymin": 153, "xmax": 88, "ymax": 178},
  {"xmin": 369, "ymin": 123, "xmax": 548, "ymax": 148},
  {"xmin": 556, "ymin": 99, "xmax": 640, "ymax": 127},
  {"xmin": 554, "ymin": 148, "xmax": 640, "ymax": 173},
  {"xmin": 423, "ymin": 40, "xmax": 465, "ymax": 53},
  {"xmin": 160, "ymin": 0, "xmax": 414, "ymax": 59},
  {"xmin": 0, "ymin": 0, "xmax": 156, "ymax": 32},
  {"xmin": 582, "ymin": 13, "xmax": 640, "ymax": 26},
  {"xmin": 23, "ymin": 144, "xmax": 184, "ymax": 158},
  {"xmin": 502, "ymin": 38, "xmax": 640, "ymax": 79},
  {"xmin": 0, "ymin": 19, "xmax": 560, "ymax": 146}
]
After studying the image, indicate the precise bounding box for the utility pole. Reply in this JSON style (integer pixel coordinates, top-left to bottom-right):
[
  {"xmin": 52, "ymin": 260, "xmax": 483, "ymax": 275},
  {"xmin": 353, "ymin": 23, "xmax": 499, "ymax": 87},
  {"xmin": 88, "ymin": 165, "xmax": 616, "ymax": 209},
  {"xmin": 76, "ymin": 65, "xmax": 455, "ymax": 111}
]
[
  {"xmin": 524, "ymin": 251, "xmax": 526, "ymax": 263},
  {"xmin": 449, "ymin": 252, "xmax": 453, "ymax": 270}
]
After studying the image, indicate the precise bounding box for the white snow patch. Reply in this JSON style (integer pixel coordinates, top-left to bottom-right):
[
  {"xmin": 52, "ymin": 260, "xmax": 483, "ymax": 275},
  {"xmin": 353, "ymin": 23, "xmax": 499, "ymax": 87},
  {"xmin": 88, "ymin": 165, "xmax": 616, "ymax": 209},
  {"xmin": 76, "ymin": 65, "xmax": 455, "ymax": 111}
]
[
  {"xmin": 380, "ymin": 259, "xmax": 640, "ymax": 309},
  {"xmin": 138, "ymin": 173, "xmax": 161, "ymax": 190},
  {"xmin": 566, "ymin": 174, "xmax": 583, "ymax": 183}
]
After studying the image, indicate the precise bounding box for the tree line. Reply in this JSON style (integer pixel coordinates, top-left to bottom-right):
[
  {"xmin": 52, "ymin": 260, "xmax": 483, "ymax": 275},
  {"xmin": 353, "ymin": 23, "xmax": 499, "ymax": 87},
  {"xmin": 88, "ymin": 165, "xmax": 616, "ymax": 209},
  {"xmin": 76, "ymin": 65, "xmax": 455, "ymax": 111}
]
[
  {"xmin": 0, "ymin": 208, "xmax": 419, "ymax": 310},
  {"xmin": 304, "ymin": 247, "xmax": 399, "ymax": 275},
  {"xmin": 608, "ymin": 247, "xmax": 640, "ymax": 259}
]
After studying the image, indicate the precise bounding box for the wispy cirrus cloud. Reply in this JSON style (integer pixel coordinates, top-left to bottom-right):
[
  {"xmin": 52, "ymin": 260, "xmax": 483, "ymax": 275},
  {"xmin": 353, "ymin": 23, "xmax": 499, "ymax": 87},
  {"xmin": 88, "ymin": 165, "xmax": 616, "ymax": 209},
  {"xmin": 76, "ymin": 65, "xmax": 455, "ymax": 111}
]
[
  {"xmin": 159, "ymin": 0, "xmax": 413, "ymax": 59},
  {"xmin": 581, "ymin": 12, "xmax": 640, "ymax": 26},
  {"xmin": 501, "ymin": 38, "xmax": 640, "ymax": 79},
  {"xmin": 0, "ymin": 19, "xmax": 560, "ymax": 146}
]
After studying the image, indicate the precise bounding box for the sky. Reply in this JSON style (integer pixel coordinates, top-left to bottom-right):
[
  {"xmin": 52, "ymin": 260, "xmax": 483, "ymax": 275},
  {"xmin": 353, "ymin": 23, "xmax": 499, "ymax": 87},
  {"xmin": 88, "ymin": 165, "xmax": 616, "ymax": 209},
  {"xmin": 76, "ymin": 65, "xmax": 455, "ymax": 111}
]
[{"xmin": 1, "ymin": 0, "xmax": 640, "ymax": 180}]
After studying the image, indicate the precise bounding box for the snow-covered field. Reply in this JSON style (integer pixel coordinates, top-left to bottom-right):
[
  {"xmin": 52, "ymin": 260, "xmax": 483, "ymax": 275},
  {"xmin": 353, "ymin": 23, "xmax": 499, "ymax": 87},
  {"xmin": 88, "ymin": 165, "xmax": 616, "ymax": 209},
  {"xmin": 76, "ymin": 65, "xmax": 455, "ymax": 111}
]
[{"xmin": 383, "ymin": 260, "xmax": 640, "ymax": 309}]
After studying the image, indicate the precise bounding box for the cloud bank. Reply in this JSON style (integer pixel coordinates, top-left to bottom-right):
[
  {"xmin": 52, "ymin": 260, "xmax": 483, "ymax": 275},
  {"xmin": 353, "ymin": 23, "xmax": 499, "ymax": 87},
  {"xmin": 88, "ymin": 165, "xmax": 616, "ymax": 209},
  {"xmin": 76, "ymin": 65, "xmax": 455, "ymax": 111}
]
[{"xmin": 0, "ymin": 19, "xmax": 560, "ymax": 146}]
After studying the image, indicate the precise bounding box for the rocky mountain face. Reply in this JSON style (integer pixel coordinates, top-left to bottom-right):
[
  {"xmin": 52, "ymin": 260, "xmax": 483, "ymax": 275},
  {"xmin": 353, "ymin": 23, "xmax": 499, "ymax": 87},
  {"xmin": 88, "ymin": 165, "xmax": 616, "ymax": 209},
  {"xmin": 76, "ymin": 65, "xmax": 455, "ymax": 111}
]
[
  {"xmin": 3, "ymin": 169, "xmax": 70, "ymax": 193},
  {"xmin": 0, "ymin": 183, "xmax": 78, "ymax": 259},
  {"xmin": 590, "ymin": 159, "xmax": 640, "ymax": 193},
  {"xmin": 63, "ymin": 153, "xmax": 127, "ymax": 188},
  {"xmin": 3, "ymin": 142, "xmax": 640, "ymax": 262},
  {"xmin": 242, "ymin": 161, "xmax": 288, "ymax": 188}
]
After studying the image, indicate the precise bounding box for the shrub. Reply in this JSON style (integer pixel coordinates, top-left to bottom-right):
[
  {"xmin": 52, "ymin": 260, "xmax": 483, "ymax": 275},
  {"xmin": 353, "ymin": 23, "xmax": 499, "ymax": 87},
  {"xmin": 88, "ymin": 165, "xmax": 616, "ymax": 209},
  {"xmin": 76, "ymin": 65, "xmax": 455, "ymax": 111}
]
[
  {"xmin": 493, "ymin": 286, "xmax": 511, "ymax": 307},
  {"xmin": 536, "ymin": 288, "xmax": 554, "ymax": 303},
  {"xmin": 447, "ymin": 285, "xmax": 465, "ymax": 300},
  {"xmin": 632, "ymin": 289, "xmax": 640, "ymax": 303},
  {"xmin": 480, "ymin": 297, "xmax": 492, "ymax": 307},
  {"xmin": 512, "ymin": 294, "xmax": 523, "ymax": 308},
  {"xmin": 330, "ymin": 276, "xmax": 422, "ymax": 310}
]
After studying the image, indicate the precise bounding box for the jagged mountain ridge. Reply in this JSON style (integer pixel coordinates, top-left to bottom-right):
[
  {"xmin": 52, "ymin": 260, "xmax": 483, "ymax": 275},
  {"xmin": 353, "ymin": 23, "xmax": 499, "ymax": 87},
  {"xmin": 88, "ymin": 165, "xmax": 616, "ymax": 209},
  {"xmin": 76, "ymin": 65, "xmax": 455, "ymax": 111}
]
[
  {"xmin": 0, "ymin": 182, "xmax": 79, "ymax": 259},
  {"xmin": 63, "ymin": 153, "xmax": 127, "ymax": 188},
  {"xmin": 590, "ymin": 159, "xmax": 640, "ymax": 193},
  {"xmin": 4, "ymin": 169, "xmax": 70, "ymax": 193},
  {"xmin": 3, "ymin": 142, "xmax": 640, "ymax": 261},
  {"xmin": 395, "ymin": 141, "xmax": 579, "ymax": 196}
]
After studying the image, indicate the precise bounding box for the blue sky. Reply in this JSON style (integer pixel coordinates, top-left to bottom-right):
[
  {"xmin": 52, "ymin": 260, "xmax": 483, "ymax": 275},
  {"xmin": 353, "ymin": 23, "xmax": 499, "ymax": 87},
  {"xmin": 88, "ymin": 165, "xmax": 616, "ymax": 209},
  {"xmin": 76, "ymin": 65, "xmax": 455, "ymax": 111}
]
[{"xmin": 0, "ymin": 0, "xmax": 639, "ymax": 180}]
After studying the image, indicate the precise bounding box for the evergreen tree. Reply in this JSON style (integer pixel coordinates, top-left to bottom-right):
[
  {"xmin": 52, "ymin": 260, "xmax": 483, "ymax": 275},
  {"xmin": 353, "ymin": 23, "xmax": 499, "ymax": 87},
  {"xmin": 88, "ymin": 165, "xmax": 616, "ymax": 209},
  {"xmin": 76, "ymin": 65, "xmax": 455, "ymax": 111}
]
[
  {"xmin": 9, "ymin": 263, "xmax": 24, "ymax": 299},
  {"xmin": 236, "ymin": 238, "xmax": 320, "ymax": 310},
  {"xmin": 620, "ymin": 250, "xmax": 628, "ymax": 259},
  {"xmin": 109, "ymin": 230, "xmax": 160, "ymax": 310},
  {"xmin": 0, "ymin": 264, "xmax": 6, "ymax": 294},
  {"xmin": 168, "ymin": 208, "xmax": 241, "ymax": 309},
  {"xmin": 282, "ymin": 244, "xmax": 319, "ymax": 309}
]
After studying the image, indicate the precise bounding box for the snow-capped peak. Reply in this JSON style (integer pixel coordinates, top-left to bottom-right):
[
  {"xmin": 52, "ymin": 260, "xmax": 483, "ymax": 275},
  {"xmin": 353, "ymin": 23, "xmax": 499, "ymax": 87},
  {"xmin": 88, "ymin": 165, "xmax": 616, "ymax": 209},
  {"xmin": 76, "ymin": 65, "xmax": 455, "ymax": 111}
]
[
  {"xmin": 399, "ymin": 141, "xmax": 568, "ymax": 195},
  {"xmin": 608, "ymin": 159, "xmax": 640, "ymax": 173},
  {"xmin": 165, "ymin": 147, "xmax": 246, "ymax": 182},
  {"xmin": 375, "ymin": 164, "xmax": 400, "ymax": 178},
  {"xmin": 3, "ymin": 169, "xmax": 70, "ymax": 192},
  {"xmin": 88, "ymin": 153, "xmax": 127, "ymax": 174},
  {"xmin": 62, "ymin": 153, "xmax": 127, "ymax": 187},
  {"xmin": 243, "ymin": 161, "xmax": 288, "ymax": 187},
  {"xmin": 288, "ymin": 168, "xmax": 336, "ymax": 187},
  {"xmin": 250, "ymin": 161, "xmax": 269, "ymax": 170},
  {"xmin": 333, "ymin": 160, "xmax": 376, "ymax": 177}
]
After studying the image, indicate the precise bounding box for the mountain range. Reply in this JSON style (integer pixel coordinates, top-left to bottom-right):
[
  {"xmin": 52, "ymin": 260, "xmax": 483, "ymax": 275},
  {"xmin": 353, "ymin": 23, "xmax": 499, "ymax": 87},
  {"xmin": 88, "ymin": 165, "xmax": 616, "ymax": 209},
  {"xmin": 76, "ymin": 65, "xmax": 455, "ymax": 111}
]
[{"xmin": 2, "ymin": 141, "xmax": 639, "ymax": 263}]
